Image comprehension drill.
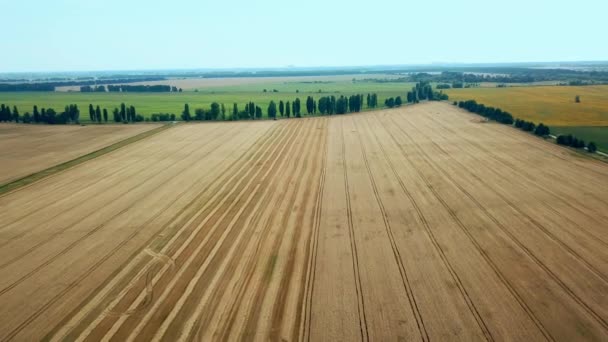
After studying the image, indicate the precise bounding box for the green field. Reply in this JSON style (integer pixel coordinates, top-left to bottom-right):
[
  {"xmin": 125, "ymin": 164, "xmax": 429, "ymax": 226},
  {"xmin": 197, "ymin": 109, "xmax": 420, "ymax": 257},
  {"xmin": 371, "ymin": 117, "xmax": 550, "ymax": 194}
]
[
  {"xmin": 0, "ymin": 77, "xmax": 414, "ymax": 120},
  {"xmin": 551, "ymin": 126, "xmax": 608, "ymax": 151}
]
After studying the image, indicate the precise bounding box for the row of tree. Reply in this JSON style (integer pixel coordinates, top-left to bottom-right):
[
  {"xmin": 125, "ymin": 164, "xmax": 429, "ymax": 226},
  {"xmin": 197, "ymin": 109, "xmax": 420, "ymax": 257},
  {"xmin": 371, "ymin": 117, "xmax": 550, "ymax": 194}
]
[
  {"xmin": 181, "ymin": 103, "xmax": 227, "ymax": 121},
  {"xmin": 556, "ymin": 134, "xmax": 597, "ymax": 152},
  {"xmin": 456, "ymin": 100, "xmax": 600, "ymax": 153},
  {"xmin": 514, "ymin": 119, "xmax": 551, "ymax": 136},
  {"xmin": 457, "ymin": 100, "xmax": 515, "ymax": 124},
  {"xmin": 105, "ymin": 85, "xmax": 181, "ymax": 92},
  {"xmin": 86, "ymin": 103, "xmax": 143, "ymax": 123},
  {"xmin": 80, "ymin": 85, "xmax": 107, "ymax": 92},
  {"xmin": 407, "ymin": 81, "xmax": 450, "ymax": 103},
  {"xmin": 151, "ymin": 113, "xmax": 176, "ymax": 122},
  {"xmin": 1, "ymin": 104, "xmax": 82, "ymax": 124},
  {"xmin": 0, "ymin": 104, "xmax": 19, "ymax": 122},
  {"xmin": 384, "ymin": 97, "xmax": 403, "ymax": 108},
  {"xmin": 0, "ymin": 83, "xmax": 55, "ymax": 92},
  {"xmin": 3, "ymin": 85, "xmax": 448, "ymax": 125}
]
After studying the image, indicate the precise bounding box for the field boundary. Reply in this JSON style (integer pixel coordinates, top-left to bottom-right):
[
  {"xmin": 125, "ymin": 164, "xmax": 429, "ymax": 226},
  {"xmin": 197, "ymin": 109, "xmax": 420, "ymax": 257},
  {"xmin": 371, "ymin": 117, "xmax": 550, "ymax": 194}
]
[{"xmin": 0, "ymin": 123, "xmax": 174, "ymax": 196}]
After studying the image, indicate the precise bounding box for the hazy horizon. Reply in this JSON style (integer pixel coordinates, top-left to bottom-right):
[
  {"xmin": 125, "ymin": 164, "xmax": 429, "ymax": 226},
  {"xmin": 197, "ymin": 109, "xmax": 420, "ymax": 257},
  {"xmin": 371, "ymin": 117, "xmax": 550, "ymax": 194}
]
[{"xmin": 3, "ymin": 0, "xmax": 607, "ymax": 73}]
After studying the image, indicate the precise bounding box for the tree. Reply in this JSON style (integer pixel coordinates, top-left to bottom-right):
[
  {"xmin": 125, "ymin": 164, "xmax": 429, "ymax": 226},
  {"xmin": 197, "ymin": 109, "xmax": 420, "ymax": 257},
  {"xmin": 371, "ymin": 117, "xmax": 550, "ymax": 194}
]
[
  {"xmin": 182, "ymin": 103, "xmax": 191, "ymax": 121},
  {"xmin": 587, "ymin": 141, "xmax": 597, "ymax": 153},
  {"xmin": 279, "ymin": 100, "xmax": 285, "ymax": 117},
  {"xmin": 45, "ymin": 108, "xmax": 57, "ymax": 124},
  {"xmin": 395, "ymin": 96, "xmax": 402, "ymax": 107},
  {"xmin": 195, "ymin": 108, "xmax": 205, "ymax": 120},
  {"xmin": 286, "ymin": 101, "xmax": 291, "ymax": 118},
  {"xmin": 293, "ymin": 98, "xmax": 301, "ymax": 117},
  {"xmin": 89, "ymin": 104, "xmax": 95, "ymax": 121},
  {"xmin": 69, "ymin": 104, "xmax": 80, "ymax": 122},
  {"xmin": 12, "ymin": 106, "xmax": 19, "ymax": 122},
  {"xmin": 385, "ymin": 97, "xmax": 395, "ymax": 108},
  {"xmin": 268, "ymin": 100, "xmax": 277, "ymax": 119},
  {"xmin": 22, "ymin": 112, "xmax": 32, "ymax": 123},
  {"xmin": 255, "ymin": 106, "xmax": 262, "ymax": 119},
  {"xmin": 33, "ymin": 105, "xmax": 40, "ymax": 123},
  {"xmin": 336, "ymin": 96, "xmax": 348, "ymax": 114},
  {"xmin": 130, "ymin": 106, "xmax": 136, "ymax": 122},
  {"xmin": 232, "ymin": 103, "xmax": 238, "ymax": 120},
  {"xmin": 221, "ymin": 103, "xmax": 226, "ymax": 120},
  {"xmin": 95, "ymin": 105, "xmax": 102, "ymax": 123},
  {"xmin": 210, "ymin": 102, "xmax": 221, "ymax": 120},
  {"xmin": 103, "ymin": 108, "xmax": 108, "ymax": 122},
  {"xmin": 575, "ymin": 95, "xmax": 581, "ymax": 103},
  {"xmin": 306, "ymin": 96, "xmax": 314, "ymax": 115},
  {"xmin": 113, "ymin": 108, "xmax": 120, "ymax": 122},
  {"xmin": 534, "ymin": 123, "xmax": 550, "ymax": 136},
  {"xmin": 120, "ymin": 103, "xmax": 126, "ymax": 122},
  {"xmin": 248, "ymin": 102, "xmax": 255, "ymax": 119}
]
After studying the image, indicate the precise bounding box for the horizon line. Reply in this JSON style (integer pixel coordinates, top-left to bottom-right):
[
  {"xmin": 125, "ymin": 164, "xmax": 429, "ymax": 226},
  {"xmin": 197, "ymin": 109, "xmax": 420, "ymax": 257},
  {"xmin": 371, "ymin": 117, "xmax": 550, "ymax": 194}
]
[{"xmin": 2, "ymin": 60, "xmax": 608, "ymax": 76}]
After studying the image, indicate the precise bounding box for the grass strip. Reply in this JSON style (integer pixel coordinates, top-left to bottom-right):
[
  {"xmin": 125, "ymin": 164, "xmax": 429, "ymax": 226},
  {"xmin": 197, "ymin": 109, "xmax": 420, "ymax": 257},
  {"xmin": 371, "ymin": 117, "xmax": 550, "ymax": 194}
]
[{"xmin": 0, "ymin": 123, "xmax": 174, "ymax": 196}]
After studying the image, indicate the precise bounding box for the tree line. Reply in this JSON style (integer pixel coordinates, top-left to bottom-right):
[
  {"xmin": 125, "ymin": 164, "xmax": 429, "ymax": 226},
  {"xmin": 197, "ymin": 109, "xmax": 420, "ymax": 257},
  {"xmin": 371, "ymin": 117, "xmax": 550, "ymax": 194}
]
[
  {"xmin": 0, "ymin": 83, "xmax": 55, "ymax": 92},
  {"xmin": 2, "ymin": 83, "xmax": 449, "ymax": 125},
  {"xmin": 0, "ymin": 77, "xmax": 166, "ymax": 92},
  {"xmin": 0, "ymin": 102, "xmax": 145, "ymax": 125},
  {"xmin": 457, "ymin": 100, "xmax": 515, "ymax": 124},
  {"xmin": 1, "ymin": 103, "xmax": 80, "ymax": 124},
  {"xmin": 514, "ymin": 119, "xmax": 551, "ymax": 137},
  {"xmin": 407, "ymin": 81, "xmax": 450, "ymax": 103},
  {"xmin": 105, "ymin": 85, "xmax": 181, "ymax": 92},
  {"xmin": 456, "ymin": 100, "xmax": 599, "ymax": 153},
  {"xmin": 556, "ymin": 134, "xmax": 597, "ymax": 152},
  {"xmin": 84, "ymin": 103, "xmax": 143, "ymax": 123}
]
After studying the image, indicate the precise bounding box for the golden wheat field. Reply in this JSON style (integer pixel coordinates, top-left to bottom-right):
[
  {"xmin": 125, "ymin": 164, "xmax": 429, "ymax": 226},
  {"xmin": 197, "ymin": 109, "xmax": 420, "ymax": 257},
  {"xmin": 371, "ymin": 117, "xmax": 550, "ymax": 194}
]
[
  {"xmin": 0, "ymin": 102, "xmax": 607, "ymax": 341},
  {"xmin": 446, "ymin": 85, "xmax": 608, "ymax": 126}
]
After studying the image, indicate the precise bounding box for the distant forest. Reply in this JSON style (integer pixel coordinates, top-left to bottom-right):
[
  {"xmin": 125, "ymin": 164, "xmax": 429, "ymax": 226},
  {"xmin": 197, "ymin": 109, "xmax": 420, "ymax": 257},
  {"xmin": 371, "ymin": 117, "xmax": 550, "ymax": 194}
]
[
  {"xmin": 0, "ymin": 77, "xmax": 166, "ymax": 92},
  {"xmin": 2, "ymin": 64, "xmax": 608, "ymax": 91}
]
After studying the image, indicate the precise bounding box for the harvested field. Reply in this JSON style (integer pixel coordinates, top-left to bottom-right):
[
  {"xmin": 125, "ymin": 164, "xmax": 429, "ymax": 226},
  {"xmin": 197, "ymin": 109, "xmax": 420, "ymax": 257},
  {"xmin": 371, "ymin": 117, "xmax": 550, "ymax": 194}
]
[
  {"xmin": 0, "ymin": 102, "xmax": 607, "ymax": 341},
  {"xmin": 0, "ymin": 123, "xmax": 161, "ymax": 185}
]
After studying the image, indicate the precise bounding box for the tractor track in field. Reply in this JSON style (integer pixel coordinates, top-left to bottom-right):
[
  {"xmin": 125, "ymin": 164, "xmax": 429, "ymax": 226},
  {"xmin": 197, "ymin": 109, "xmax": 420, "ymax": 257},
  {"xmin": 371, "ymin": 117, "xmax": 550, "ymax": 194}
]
[
  {"xmin": 46, "ymin": 122, "xmax": 280, "ymax": 341},
  {"xmin": 352, "ymin": 117, "xmax": 428, "ymax": 341},
  {"xmin": 395, "ymin": 113, "xmax": 608, "ymax": 331},
  {"xmin": 75, "ymin": 121, "xmax": 300, "ymax": 341},
  {"xmin": 0, "ymin": 125, "xmax": 238, "ymax": 266},
  {"xmin": 379, "ymin": 115, "xmax": 554, "ymax": 341},
  {"xmin": 340, "ymin": 119, "xmax": 369, "ymax": 342},
  {"xmin": 1, "ymin": 102, "xmax": 607, "ymax": 341}
]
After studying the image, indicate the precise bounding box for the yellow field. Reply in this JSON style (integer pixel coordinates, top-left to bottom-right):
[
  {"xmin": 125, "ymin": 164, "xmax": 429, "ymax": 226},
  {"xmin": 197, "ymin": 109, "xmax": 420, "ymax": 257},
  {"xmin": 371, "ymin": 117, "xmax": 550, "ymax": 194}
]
[{"xmin": 446, "ymin": 85, "xmax": 608, "ymax": 126}]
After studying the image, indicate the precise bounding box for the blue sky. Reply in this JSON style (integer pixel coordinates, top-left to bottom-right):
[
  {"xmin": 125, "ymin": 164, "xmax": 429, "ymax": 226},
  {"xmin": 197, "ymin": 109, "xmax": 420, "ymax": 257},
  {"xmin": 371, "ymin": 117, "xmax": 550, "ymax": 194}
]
[{"xmin": 2, "ymin": 0, "xmax": 606, "ymax": 72}]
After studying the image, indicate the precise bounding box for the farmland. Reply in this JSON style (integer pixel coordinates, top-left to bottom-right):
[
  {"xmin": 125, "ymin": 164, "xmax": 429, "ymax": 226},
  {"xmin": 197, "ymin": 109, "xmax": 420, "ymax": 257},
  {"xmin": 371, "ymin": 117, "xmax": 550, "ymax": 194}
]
[
  {"xmin": 0, "ymin": 102, "xmax": 607, "ymax": 340},
  {"xmin": 0, "ymin": 75, "xmax": 413, "ymax": 120},
  {"xmin": 54, "ymin": 74, "xmax": 402, "ymax": 92},
  {"xmin": 0, "ymin": 123, "xmax": 160, "ymax": 185},
  {"xmin": 446, "ymin": 85, "xmax": 608, "ymax": 126},
  {"xmin": 447, "ymin": 85, "xmax": 608, "ymax": 150}
]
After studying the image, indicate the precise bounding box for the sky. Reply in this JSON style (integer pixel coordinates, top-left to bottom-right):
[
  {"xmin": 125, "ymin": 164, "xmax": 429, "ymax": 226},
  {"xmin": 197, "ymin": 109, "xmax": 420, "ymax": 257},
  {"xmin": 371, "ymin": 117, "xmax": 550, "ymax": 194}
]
[{"xmin": 1, "ymin": 0, "xmax": 607, "ymax": 72}]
